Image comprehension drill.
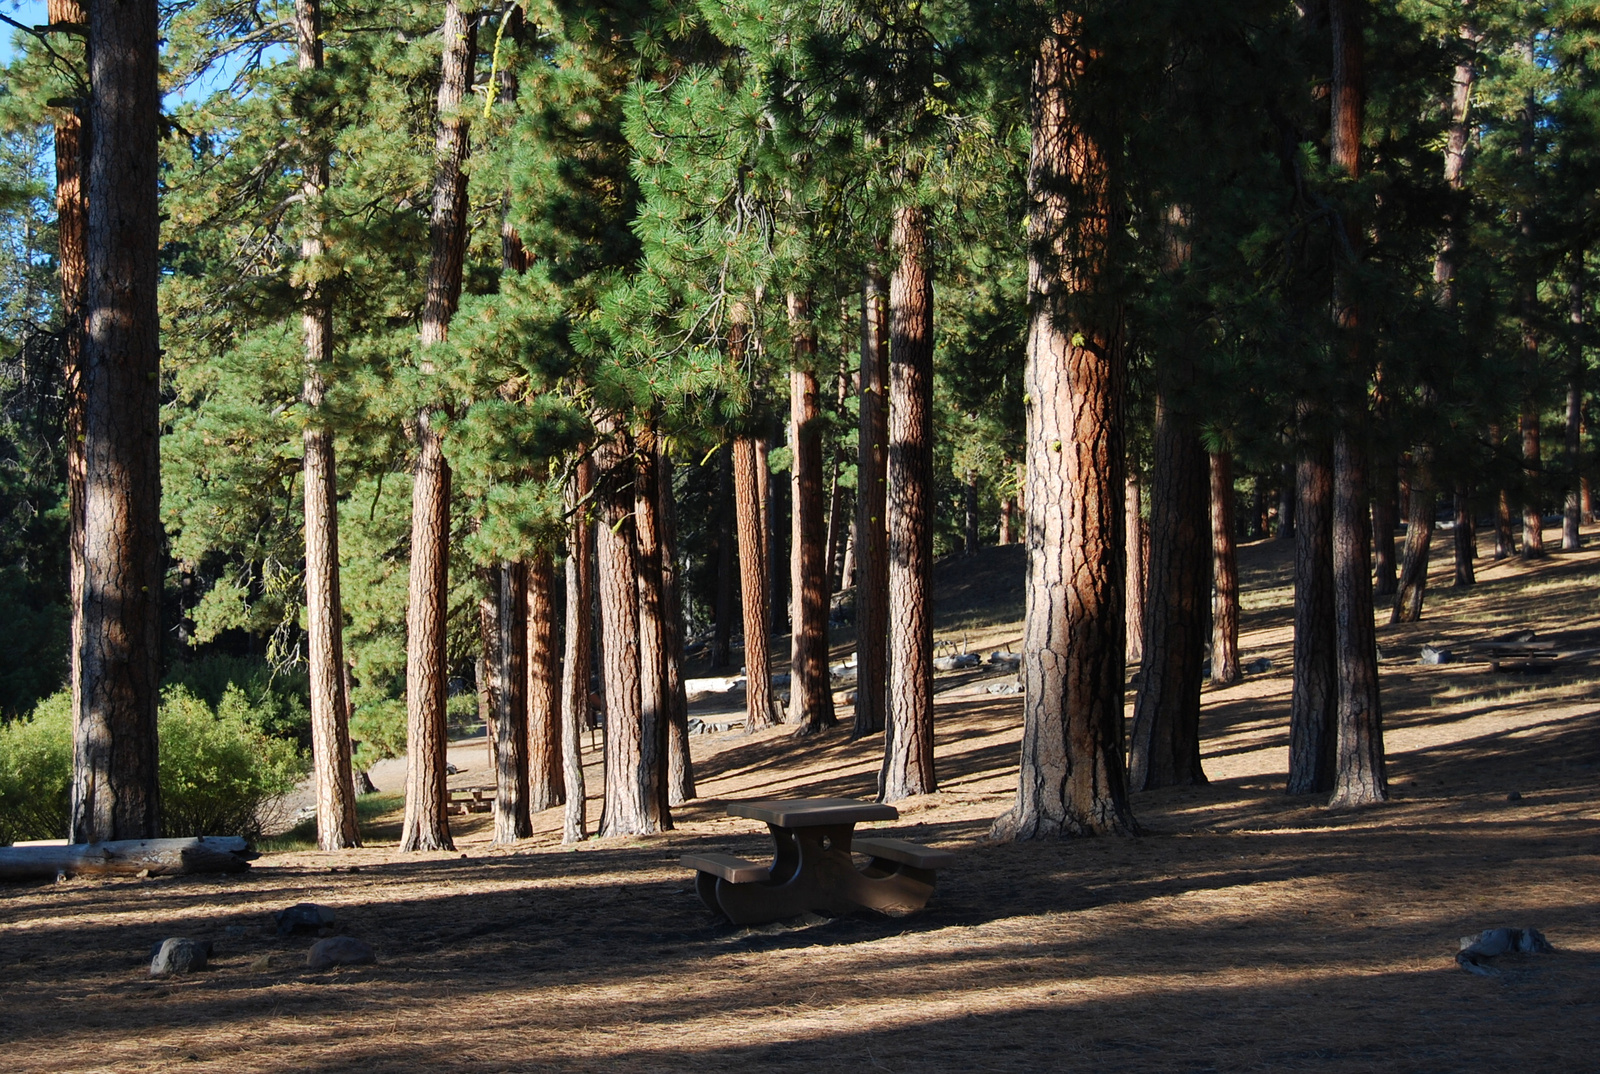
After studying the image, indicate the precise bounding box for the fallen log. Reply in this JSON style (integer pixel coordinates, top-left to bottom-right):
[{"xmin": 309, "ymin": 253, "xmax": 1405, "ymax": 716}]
[{"xmin": 0, "ymin": 837, "xmax": 258, "ymax": 882}]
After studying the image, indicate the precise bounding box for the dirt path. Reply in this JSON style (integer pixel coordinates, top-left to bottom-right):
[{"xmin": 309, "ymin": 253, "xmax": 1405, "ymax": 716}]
[{"xmin": 4, "ymin": 532, "xmax": 1598, "ymax": 1072}]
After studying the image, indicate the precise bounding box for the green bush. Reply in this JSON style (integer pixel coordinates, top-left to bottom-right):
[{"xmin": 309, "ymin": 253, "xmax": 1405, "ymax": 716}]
[
  {"xmin": 0, "ymin": 685, "xmax": 306, "ymax": 845},
  {"xmin": 0, "ymin": 690, "xmax": 72, "ymax": 844},
  {"xmin": 163, "ymin": 654, "xmax": 311, "ymax": 746}
]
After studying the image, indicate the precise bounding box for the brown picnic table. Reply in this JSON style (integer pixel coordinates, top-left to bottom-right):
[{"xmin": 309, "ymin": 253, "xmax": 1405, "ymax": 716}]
[{"xmin": 682, "ymin": 797, "xmax": 956, "ymax": 925}]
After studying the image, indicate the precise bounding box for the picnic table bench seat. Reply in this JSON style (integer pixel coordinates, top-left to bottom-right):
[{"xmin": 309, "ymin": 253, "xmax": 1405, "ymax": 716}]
[
  {"xmin": 680, "ymin": 851, "xmax": 772, "ymax": 884},
  {"xmin": 853, "ymin": 837, "xmax": 958, "ymax": 871}
]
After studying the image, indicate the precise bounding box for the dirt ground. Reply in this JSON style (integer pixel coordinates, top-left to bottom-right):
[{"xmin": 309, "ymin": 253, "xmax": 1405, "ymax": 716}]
[{"xmin": 4, "ymin": 529, "xmax": 1599, "ymax": 1073}]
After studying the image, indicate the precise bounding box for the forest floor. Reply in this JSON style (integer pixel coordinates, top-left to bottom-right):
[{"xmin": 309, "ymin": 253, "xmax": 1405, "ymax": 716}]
[{"xmin": 5, "ymin": 528, "xmax": 1600, "ymax": 1072}]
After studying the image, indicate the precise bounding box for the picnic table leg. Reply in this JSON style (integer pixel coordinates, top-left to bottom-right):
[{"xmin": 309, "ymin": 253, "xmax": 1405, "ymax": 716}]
[{"xmin": 710, "ymin": 824, "xmax": 860, "ymax": 925}]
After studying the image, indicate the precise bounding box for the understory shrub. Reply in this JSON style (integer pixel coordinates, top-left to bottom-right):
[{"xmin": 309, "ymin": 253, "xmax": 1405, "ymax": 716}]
[{"xmin": 0, "ymin": 685, "xmax": 305, "ymax": 845}]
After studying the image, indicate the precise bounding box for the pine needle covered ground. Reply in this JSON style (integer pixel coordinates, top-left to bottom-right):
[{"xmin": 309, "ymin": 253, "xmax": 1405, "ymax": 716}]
[{"xmin": 4, "ymin": 531, "xmax": 1598, "ymax": 1073}]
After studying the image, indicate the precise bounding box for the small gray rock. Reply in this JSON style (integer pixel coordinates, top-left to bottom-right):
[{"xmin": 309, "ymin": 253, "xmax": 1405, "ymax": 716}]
[
  {"xmin": 933, "ymin": 653, "xmax": 980, "ymax": 671},
  {"xmin": 1244, "ymin": 657, "xmax": 1273, "ymax": 674},
  {"xmin": 1456, "ymin": 926, "xmax": 1553, "ymax": 974},
  {"xmin": 275, "ymin": 902, "xmax": 338, "ymax": 937},
  {"xmin": 150, "ymin": 937, "xmax": 212, "ymax": 976},
  {"xmin": 1420, "ymin": 646, "xmax": 1453, "ymax": 665},
  {"xmin": 306, "ymin": 936, "xmax": 376, "ymax": 971}
]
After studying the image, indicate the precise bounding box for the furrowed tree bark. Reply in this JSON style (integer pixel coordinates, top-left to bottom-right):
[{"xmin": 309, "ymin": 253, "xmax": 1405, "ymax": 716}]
[
  {"xmin": 1128, "ymin": 393, "xmax": 1208, "ymax": 791},
  {"xmin": 560, "ymin": 455, "xmax": 594, "ymax": 843},
  {"xmin": 1326, "ymin": 0, "xmax": 1386, "ymax": 809},
  {"xmin": 633, "ymin": 426, "xmax": 673, "ymax": 829},
  {"xmin": 881, "ymin": 204, "xmax": 935, "ymax": 801},
  {"xmin": 734, "ymin": 430, "xmax": 778, "ymax": 731},
  {"xmin": 787, "ymin": 294, "xmax": 835, "ymax": 735},
  {"xmin": 854, "ymin": 267, "xmax": 890, "ymax": 738},
  {"xmin": 400, "ymin": 0, "xmax": 475, "ymax": 853},
  {"xmin": 527, "ymin": 549, "xmax": 562, "ymax": 811},
  {"xmin": 1210, "ymin": 450, "xmax": 1241, "ymax": 685},
  {"xmin": 73, "ymin": 0, "xmax": 162, "ymax": 842},
  {"xmin": 1329, "ymin": 430, "xmax": 1387, "ymax": 807},
  {"xmin": 999, "ymin": 495, "xmax": 1015, "ymax": 545},
  {"xmin": 293, "ymin": 0, "xmax": 360, "ymax": 851},
  {"xmin": 711, "ymin": 444, "xmax": 735, "ymax": 669},
  {"xmin": 657, "ymin": 449, "xmax": 695, "ymax": 806},
  {"xmin": 1392, "ymin": 448, "xmax": 1435, "ymax": 623},
  {"xmin": 1124, "ymin": 474, "xmax": 1145, "ymax": 665},
  {"xmin": 1286, "ymin": 444, "xmax": 1337, "ymax": 794},
  {"xmin": 1454, "ymin": 489, "xmax": 1476, "ymax": 586},
  {"xmin": 991, "ymin": 14, "xmax": 1136, "ymax": 840},
  {"xmin": 495, "ymin": 562, "xmax": 531, "ymax": 841},
  {"xmin": 52, "ymin": 0, "xmax": 88, "ymax": 819},
  {"xmin": 595, "ymin": 418, "xmax": 659, "ymax": 837}
]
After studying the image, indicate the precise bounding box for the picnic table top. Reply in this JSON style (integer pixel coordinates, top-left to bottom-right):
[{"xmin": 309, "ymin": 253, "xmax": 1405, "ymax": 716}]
[{"xmin": 726, "ymin": 797, "xmax": 899, "ymax": 828}]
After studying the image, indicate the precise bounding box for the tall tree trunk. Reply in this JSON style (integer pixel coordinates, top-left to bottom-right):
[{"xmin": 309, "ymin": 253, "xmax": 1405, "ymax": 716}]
[
  {"xmin": 52, "ymin": 0, "xmax": 90, "ymax": 837},
  {"xmin": 1326, "ymin": 0, "xmax": 1386, "ymax": 809},
  {"xmin": 999, "ymin": 495, "xmax": 1015, "ymax": 545},
  {"xmin": 75, "ymin": 0, "xmax": 163, "ymax": 842},
  {"xmin": 1453, "ymin": 489, "xmax": 1476, "ymax": 586},
  {"xmin": 657, "ymin": 449, "xmax": 695, "ymax": 806},
  {"xmin": 1521, "ymin": 405, "xmax": 1544, "ymax": 559},
  {"xmin": 1370, "ymin": 458, "xmax": 1398, "ymax": 597},
  {"xmin": 1128, "ymin": 396, "xmax": 1208, "ymax": 791},
  {"xmin": 711, "ymin": 444, "xmax": 735, "ymax": 669},
  {"xmin": 854, "ymin": 268, "xmax": 890, "ymax": 738},
  {"xmin": 824, "ymin": 358, "xmax": 851, "ymax": 593},
  {"xmin": 881, "ymin": 205, "xmax": 935, "ymax": 801},
  {"xmin": 734, "ymin": 431, "xmax": 779, "ymax": 732},
  {"xmin": 1210, "ymin": 451, "xmax": 1241, "ymax": 685},
  {"xmin": 963, "ymin": 470, "xmax": 980, "ymax": 555},
  {"xmin": 594, "ymin": 418, "xmax": 658, "ymax": 837},
  {"xmin": 762, "ymin": 438, "xmax": 785, "ymax": 640},
  {"xmin": 1392, "ymin": 449, "xmax": 1435, "ymax": 623},
  {"xmin": 560, "ymin": 456, "xmax": 594, "ymax": 843},
  {"xmin": 787, "ymin": 294, "xmax": 836, "ymax": 735},
  {"xmin": 1564, "ymin": 267, "xmax": 1584, "ymax": 551},
  {"xmin": 839, "ymin": 519, "xmax": 857, "ymax": 591},
  {"xmin": 479, "ymin": 565, "xmax": 530, "ymax": 843},
  {"xmin": 400, "ymin": 0, "xmax": 475, "ymax": 852},
  {"xmin": 992, "ymin": 15, "xmax": 1136, "ymax": 839},
  {"xmin": 295, "ymin": 0, "xmax": 359, "ymax": 852},
  {"xmin": 1277, "ymin": 463, "xmax": 1296, "ymax": 539},
  {"xmin": 1492, "ymin": 422, "xmax": 1514, "ymax": 559},
  {"xmin": 632, "ymin": 426, "xmax": 672, "ymax": 829},
  {"xmin": 1398, "ymin": 24, "xmax": 1473, "ymax": 624},
  {"xmin": 1329, "ymin": 431, "xmax": 1387, "ymax": 807},
  {"xmin": 1124, "ymin": 474, "xmax": 1145, "ymax": 666},
  {"xmin": 1287, "ymin": 444, "xmax": 1337, "ymax": 794},
  {"xmin": 527, "ymin": 549, "xmax": 562, "ymax": 811}
]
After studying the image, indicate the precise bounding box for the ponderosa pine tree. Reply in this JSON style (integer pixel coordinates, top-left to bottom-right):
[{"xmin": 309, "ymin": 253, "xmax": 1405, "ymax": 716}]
[
  {"xmin": 787, "ymin": 293, "xmax": 836, "ymax": 735},
  {"xmin": 992, "ymin": 8, "xmax": 1137, "ymax": 840},
  {"xmin": 560, "ymin": 455, "xmax": 594, "ymax": 843},
  {"xmin": 1326, "ymin": 0, "xmax": 1386, "ymax": 810},
  {"xmin": 658, "ymin": 449, "xmax": 695, "ymax": 805},
  {"xmin": 1210, "ymin": 450, "xmax": 1240, "ymax": 685},
  {"xmin": 401, "ymin": 0, "xmax": 477, "ymax": 853},
  {"xmin": 292, "ymin": 0, "xmax": 361, "ymax": 851},
  {"xmin": 73, "ymin": 0, "xmax": 162, "ymax": 842},
  {"xmin": 527, "ymin": 549, "xmax": 563, "ymax": 811},
  {"xmin": 854, "ymin": 267, "xmax": 890, "ymax": 737},
  {"xmin": 882, "ymin": 204, "xmax": 936, "ymax": 800}
]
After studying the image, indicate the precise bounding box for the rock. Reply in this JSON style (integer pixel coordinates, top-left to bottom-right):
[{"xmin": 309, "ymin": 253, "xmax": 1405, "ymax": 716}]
[
  {"xmin": 1244, "ymin": 657, "xmax": 1272, "ymax": 674},
  {"xmin": 275, "ymin": 902, "xmax": 338, "ymax": 937},
  {"xmin": 224, "ymin": 924, "xmax": 253, "ymax": 938},
  {"xmin": 985, "ymin": 681, "xmax": 1021, "ymax": 696},
  {"xmin": 1506, "ymin": 791, "xmax": 1523, "ymax": 802},
  {"xmin": 1419, "ymin": 646, "xmax": 1453, "ymax": 665},
  {"xmin": 987, "ymin": 651, "xmax": 1022, "ymax": 669},
  {"xmin": 444, "ymin": 762, "xmax": 460, "ymax": 775},
  {"xmin": 933, "ymin": 653, "xmax": 980, "ymax": 672},
  {"xmin": 1456, "ymin": 927, "xmax": 1554, "ymax": 975},
  {"xmin": 150, "ymin": 937, "xmax": 212, "ymax": 976},
  {"xmin": 306, "ymin": 936, "xmax": 376, "ymax": 971}
]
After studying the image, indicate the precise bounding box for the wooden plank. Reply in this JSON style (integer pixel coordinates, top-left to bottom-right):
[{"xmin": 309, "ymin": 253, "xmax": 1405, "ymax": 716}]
[
  {"xmin": 0, "ymin": 837, "xmax": 256, "ymax": 881},
  {"xmin": 726, "ymin": 797, "xmax": 898, "ymax": 827}
]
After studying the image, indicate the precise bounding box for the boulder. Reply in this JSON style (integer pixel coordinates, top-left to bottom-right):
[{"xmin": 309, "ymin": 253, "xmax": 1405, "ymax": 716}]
[
  {"xmin": 306, "ymin": 936, "xmax": 376, "ymax": 971},
  {"xmin": 1420, "ymin": 646, "xmax": 1453, "ymax": 665},
  {"xmin": 1456, "ymin": 927, "xmax": 1554, "ymax": 976},
  {"xmin": 150, "ymin": 937, "xmax": 212, "ymax": 976},
  {"xmin": 275, "ymin": 902, "xmax": 337, "ymax": 937}
]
